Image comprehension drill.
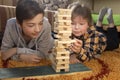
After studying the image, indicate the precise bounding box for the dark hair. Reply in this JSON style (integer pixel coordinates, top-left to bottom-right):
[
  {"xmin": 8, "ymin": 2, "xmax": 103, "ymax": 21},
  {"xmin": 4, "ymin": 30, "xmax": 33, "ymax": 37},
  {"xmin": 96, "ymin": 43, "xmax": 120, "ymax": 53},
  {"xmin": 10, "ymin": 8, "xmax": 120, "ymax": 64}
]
[
  {"xmin": 16, "ymin": 0, "xmax": 44, "ymax": 25},
  {"xmin": 71, "ymin": 4, "xmax": 93, "ymax": 27}
]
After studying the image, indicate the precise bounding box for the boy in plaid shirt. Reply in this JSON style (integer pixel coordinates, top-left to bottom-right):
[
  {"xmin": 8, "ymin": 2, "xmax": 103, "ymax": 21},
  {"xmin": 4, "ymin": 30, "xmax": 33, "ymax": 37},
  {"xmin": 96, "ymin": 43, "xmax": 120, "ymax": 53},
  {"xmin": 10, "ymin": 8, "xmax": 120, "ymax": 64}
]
[{"xmin": 69, "ymin": 5, "xmax": 119, "ymax": 63}]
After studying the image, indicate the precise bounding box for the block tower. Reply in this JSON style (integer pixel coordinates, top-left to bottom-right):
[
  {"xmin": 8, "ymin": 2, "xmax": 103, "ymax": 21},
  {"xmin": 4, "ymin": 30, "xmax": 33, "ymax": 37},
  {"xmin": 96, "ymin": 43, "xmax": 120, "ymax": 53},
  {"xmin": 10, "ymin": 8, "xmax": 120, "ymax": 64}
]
[{"xmin": 50, "ymin": 9, "xmax": 75, "ymax": 72}]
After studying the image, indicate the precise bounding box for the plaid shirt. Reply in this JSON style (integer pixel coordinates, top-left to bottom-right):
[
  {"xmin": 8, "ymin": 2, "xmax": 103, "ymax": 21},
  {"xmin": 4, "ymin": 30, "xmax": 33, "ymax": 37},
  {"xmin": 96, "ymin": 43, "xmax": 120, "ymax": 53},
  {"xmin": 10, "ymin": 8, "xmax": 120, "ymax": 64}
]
[{"xmin": 71, "ymin": 26, "xmax": 107, "ymax": 62}]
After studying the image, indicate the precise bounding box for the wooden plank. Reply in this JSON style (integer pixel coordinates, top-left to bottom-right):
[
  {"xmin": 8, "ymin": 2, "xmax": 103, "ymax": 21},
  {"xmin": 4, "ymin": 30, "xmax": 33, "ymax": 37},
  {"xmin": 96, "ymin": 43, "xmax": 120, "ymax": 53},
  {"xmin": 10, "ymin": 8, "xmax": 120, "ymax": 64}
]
[
  {"xmin": 58, "ymin": 21, "xmax": 71, "ymax": 26},
  {"xmin": 52, "ymin": 64, "xmax": 69, "ymax": 72},
  {"xmin": 58, "ymin": 19, "xmax": 71, "ymax": 22},
  {"xmin": 54, "ymin": 47, "xmax": 67, "ymax": 52},
  {"xmin": 53, "ymin": 51, "xmax": 69, "ymax": 57},
  {"xmin": 51, "ymin": 60, "xmax": 69, "ymax": 72},
  {"xmin": 56, "ymin": 56, "xmax": 69, "ymax": 59},
  {"xmin": 56, "ymin": 40, "xmax": 76, "ymax": 44},
  {"xmin": 56, "ymin": 60, "xmax": 69, "ymax": 64},
  {"xmin": 55, "ymin": 35, "xmax": 71, "ymax": 40},
  {"xmin": 57, "ymin": 15, "xmax": 71, "ymax": 20},
  {"xmin": 54, "ymin": 65, "xmax": 69, "ymax": 70},
  {"xmin": 50, "ymin": 53, "xmax": 69, "ymax": 66},
  {"xmin": 56, "ymin": 30, "xmax": 72, "ymax": 33},
  {"xmin": 58, "ymin": 9, "xmax": 72, "ymax": 15},
  {"xmin": 54, "ymin": 26, "xmax": 72, "ymax": 31},
  {"xmin": 0, "ymin": 63, "xmax": 91, "ymax": 79}
]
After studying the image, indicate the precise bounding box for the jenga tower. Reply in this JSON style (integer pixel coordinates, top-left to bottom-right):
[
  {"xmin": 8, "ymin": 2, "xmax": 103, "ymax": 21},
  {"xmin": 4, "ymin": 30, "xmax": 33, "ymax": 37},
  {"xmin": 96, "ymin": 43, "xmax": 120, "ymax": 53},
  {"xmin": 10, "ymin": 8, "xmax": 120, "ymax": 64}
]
[{"xmin": 50, "ymin": 9, "xmax": 75, "ymax": 72}]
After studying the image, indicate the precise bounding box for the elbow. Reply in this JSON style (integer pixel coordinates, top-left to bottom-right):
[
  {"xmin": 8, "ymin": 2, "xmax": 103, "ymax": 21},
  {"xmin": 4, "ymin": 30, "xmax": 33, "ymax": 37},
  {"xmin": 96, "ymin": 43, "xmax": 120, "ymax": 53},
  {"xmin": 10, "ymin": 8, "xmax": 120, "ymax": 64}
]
[{"xmin": 1, "ymin": 52, "xmax": 8, "ymax": 61}]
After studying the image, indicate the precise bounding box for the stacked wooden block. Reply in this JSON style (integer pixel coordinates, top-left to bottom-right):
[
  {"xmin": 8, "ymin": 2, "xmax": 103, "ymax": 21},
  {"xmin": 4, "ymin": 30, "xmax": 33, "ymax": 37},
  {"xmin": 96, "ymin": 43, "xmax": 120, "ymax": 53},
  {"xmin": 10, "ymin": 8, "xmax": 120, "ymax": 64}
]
[{"xmin": 50, "ymin": 9, "xmax": 75, "ymax": 72}]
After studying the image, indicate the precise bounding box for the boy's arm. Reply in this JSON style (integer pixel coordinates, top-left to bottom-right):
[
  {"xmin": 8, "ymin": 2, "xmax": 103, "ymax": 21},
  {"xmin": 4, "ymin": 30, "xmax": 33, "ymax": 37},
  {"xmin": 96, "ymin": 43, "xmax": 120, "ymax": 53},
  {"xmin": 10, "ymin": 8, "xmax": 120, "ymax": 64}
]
[
  {"xmin": 1, "ymin": 48, "xmax": 17, "ymax": 60},
  {"xmin": 77, "ymin": 33, "xmax": 107, "ymax": 62},
  {"xmin": 1, "ymin": 20, "xmax": 17, "ymax": 60}
]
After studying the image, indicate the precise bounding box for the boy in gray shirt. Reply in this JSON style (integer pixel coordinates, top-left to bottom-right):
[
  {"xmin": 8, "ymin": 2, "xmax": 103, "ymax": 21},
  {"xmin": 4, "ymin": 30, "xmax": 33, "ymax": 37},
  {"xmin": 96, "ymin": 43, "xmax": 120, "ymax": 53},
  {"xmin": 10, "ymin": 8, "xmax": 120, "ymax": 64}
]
[{"xmin": 1, "ymin": 0, "xmax": 54, "ymax": 63}]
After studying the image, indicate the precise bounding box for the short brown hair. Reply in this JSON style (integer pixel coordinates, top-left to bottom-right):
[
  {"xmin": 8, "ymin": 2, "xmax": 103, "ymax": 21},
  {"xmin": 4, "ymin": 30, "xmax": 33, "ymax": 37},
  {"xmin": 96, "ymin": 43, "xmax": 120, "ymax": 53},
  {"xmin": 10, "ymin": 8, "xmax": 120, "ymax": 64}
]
[
  {"xmin": 16, "ymin": 0, "xmax": 44, "ymax": 25},
  {"xmin": 71, "ymin": 4, "xmax": 93, "ymax": 27}
]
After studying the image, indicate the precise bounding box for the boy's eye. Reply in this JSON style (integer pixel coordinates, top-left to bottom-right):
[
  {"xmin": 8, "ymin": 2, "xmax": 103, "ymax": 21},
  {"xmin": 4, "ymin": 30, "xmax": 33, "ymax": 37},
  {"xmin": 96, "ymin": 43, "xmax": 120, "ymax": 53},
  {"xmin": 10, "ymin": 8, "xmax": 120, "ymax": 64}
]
[
  {"xmin": 71, "ymin": 22, "xmax": 75, "ymax": 25},
  {"xmin": 28, "ymin": 24, "xmax": 34, "ymax": 27},
  {"xmin": 39, "ymin": 22, "xmax": 43, "ymax": 25},
  {"xmin": 80, "ymin": 23, "xmax": 84, "ymax": 25}
]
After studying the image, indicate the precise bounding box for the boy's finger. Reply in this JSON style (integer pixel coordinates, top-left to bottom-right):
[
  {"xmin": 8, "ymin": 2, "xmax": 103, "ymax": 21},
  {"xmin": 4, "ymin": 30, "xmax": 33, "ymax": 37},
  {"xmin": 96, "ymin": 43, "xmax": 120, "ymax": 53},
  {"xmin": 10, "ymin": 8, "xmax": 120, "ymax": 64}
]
[{"xmin": 75, "ymin": 39, "xmax": 82, "ymax": 44}]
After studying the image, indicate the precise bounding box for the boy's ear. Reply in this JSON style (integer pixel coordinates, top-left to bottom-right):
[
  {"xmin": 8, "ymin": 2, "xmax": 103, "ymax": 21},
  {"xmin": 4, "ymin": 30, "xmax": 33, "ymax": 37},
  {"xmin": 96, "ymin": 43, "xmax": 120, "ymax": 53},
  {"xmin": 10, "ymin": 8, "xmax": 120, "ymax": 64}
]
[
  {"xmin": 16, "ymin": 19, "xmax": 21, "ymax": 26},
  {"xmin": 16, "ymin": 19, "xmax": 19, "ymax": 24}
]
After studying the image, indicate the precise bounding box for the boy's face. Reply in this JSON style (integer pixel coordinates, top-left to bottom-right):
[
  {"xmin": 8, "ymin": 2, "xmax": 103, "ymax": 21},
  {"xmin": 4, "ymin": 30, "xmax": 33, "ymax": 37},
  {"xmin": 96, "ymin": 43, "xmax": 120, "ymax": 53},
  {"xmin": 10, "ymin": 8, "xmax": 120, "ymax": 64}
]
[
  {"xmin": 71, "ymin": 16, "xmax": 89, "ymax": 37},
  {"xmin": 21, "ymin": 13, "xmax": 43, "ymax": 39}
]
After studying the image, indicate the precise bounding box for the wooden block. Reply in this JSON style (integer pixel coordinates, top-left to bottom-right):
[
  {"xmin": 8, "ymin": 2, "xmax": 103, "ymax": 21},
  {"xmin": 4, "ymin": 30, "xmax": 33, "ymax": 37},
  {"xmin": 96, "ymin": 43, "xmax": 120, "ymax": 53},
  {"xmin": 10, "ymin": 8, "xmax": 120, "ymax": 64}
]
[
  {"xmin": 58, "ymin": 21, "xmax": 71, "ymax": 26},
  {"xmin": 54, "ymin": 25, "xmax": 72, "ymax": 31},
  {"xmin": 58, "ymin": 33, "xmax": 72, "ymax": 37},
  {"xmin": 53, "ymin": 48, "xmax": 70, "ymax": 56},
  {"xmin": 53, "ymin": 51, "xmax": 69, "ymax": 56},
  {"xmin": 54, "ymin": 53, "xmax": 70, "ymax": 59},
  {"xmin": 56, "ymin": 56, "xmax": 69, "ymax": 59},
  {"xmin": 58, "ymin": 20, "xmax": 71, "ymax": 22},
  {"xmin": 56, "ymin": 38, "xmax": 72, "ymax": 41},
  {"xmin": 51, "ymin": 60, "xmax": 69, "ymax": 69},
  {"xmin": 56, "ymin": 63, "xmax": 69, "ymax": 67},
  {"xmin": 56, "ymin": 64, "xmax": 69, "ymax": 68},
  {"xmin": 52, "ymin": 51, "xmax": 69, "ymax": 58},
  {"xmin": 57, "ymin": 30, "xmax": 72, "ymax": 33},
  {"xmin": 55, "ymin": 68, "xmax": 69, "ymax": 72},
  {"xmin": 54, "ymin": 26, "xmax": 71, "ymax": 33},
  {"xmin": 55, "ymin": 47, "xmax": 67, "ymax": 52},
  {"xmin": 54, "ymin": 34, "xmax": 72, "ymax": 41},
  {"xmin": 58, "ymin": 9, "xmax": 72, "ymax": 15},
  {"xmin": 52, "ymin": 64, "xmax": 69, "ymax": 72},
  {"xmin": 56, "ymin": 51, "xmax": 69, "ymax": 55},
  {"xmin": 57, "ymin": 15, "xmax": 71, "ymax": 20},
  {"xmin": 56, "ymin": 40, "xmax": 76, "ymax": 44},
  {"xmin": 51, "ymin": 55, "xmax": 69, "ymax": 65},
  {"xmin": 57, "ymin": 59, "xmax": 69, "ymax": 63},
  {"xmin": 55, "ymin": 43, "xmax": 69, "ymax": 49},
  {"xmin": 48, "ymin": 54, "xmax": 69, "ymax": 72},
  {"xmin": 55, "ymin": 40, "xmax": 76, "ymax": 49},
  {"xmin": 53, "ymin": 58, "xmax": 69, "ymax": 65},
  {"xmin": 56, "ymin": 59, "xmax": 69, "ymax": 64},
  {"xmin": 54, "ymin": 30, "xmax": 72, "ymax": 35}
]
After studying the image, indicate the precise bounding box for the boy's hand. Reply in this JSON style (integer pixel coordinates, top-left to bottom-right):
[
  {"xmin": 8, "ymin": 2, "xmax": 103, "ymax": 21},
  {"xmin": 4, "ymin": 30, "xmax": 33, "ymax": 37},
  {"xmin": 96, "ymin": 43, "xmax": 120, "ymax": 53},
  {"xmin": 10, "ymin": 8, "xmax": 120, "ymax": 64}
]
[
  {"xmin": 19, "ymin": 54, "xmax": 41, "ymax": 63},
  {"xmin": 70, "ymin": 54, "xmax": 81, "ymax": 64},
  {"xmin": 69, "ymin": 39, "xmax": 82, "ymax": 54}
]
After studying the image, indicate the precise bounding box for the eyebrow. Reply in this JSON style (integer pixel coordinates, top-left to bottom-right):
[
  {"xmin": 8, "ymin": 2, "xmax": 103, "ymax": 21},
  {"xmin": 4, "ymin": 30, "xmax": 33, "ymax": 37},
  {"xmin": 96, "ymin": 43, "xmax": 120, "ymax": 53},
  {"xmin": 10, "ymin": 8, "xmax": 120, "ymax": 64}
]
[
  {"xmin": 27, "ymin": 19, "xmax": 44, "ymax": 24},
  {"xmin": 40, "ymin": 19, "xmax": 43, "ymax": 23}
]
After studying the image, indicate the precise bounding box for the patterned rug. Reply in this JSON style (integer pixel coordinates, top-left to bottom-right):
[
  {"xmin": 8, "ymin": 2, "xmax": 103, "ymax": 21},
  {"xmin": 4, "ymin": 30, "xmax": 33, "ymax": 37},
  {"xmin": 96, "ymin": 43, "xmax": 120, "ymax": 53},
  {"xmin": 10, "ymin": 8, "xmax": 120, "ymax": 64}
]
[{"xmin": 0, "ymin": 48, "xmax": 120, "ymax": 80}]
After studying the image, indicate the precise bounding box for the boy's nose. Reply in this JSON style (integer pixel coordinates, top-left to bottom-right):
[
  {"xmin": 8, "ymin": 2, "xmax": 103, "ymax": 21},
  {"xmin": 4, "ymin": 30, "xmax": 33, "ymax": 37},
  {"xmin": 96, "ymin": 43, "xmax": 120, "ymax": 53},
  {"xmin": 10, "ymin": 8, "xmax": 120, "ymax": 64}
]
[
  {"xmin": 75, "ymin": 24, "xmax": 80, "ymax": 29},
  {"xmin": 35, "ymin": 26, "xmax": 40, "ymax": 32}
]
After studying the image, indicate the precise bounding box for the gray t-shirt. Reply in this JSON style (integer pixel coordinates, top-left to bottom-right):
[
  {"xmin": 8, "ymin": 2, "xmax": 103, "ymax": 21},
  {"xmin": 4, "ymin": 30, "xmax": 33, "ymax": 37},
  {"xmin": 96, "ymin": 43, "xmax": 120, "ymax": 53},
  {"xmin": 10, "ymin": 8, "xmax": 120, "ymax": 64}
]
[{"xmin": 1, "ymin": 17, "xmax": 54, "ymax": 60}]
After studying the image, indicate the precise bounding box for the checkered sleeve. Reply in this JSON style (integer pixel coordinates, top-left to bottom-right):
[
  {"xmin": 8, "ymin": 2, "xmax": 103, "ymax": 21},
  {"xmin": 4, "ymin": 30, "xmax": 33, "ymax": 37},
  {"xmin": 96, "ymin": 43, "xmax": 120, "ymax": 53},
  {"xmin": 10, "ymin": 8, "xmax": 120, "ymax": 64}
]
[{"xmin": 77, "ymin": 32, "xmax": 107, "ymax": 62}]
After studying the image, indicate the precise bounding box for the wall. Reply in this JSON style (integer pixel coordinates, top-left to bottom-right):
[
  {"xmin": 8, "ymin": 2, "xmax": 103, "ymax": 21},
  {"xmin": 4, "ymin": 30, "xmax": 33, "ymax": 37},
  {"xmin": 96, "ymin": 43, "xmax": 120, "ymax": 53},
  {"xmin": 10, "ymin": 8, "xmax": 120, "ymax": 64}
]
[
  {"xmin": 93, "ymin": 0, "xmax": 120, "ymax": 14},
  {"xmin": 70, "ymin": 0, "xmax": 93, "ymax": 10}
]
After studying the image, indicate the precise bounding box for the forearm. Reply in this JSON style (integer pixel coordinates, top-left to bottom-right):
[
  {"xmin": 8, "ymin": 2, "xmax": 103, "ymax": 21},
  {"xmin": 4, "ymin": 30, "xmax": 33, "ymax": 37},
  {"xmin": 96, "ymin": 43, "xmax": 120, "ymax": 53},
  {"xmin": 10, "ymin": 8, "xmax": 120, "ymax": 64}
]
[
  {"xmin": 1, "ymin": 48, "xmax": 17, "ymax": 60},
  {"xmin": 17, "ymin": 48, "xmax": 38, "ymax": 54},
  {"xmin": 77, "ymin": 46, "xmax": 104, "ymax": 62}
]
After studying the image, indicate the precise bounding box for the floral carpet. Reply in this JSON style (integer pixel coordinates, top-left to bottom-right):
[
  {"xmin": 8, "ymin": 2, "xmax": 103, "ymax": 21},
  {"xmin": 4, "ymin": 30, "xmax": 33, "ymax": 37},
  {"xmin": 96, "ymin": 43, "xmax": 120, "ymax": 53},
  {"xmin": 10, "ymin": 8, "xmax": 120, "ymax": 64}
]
[{"xmin": 0, "ymin": 48, "xmax": 120, "ymax": 80}]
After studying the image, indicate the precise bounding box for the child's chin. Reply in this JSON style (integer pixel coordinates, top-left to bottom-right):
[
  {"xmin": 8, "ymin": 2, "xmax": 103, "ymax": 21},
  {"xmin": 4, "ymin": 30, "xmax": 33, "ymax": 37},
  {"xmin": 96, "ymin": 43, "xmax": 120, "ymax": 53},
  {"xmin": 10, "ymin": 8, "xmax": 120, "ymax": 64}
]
[
  {"xmin": 74, "ymin": 33, "xmax": 82, "ymax": 37},
  {"xmin": 31, "ymin": 36, "xmax": 38, "ymax": 39}
]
